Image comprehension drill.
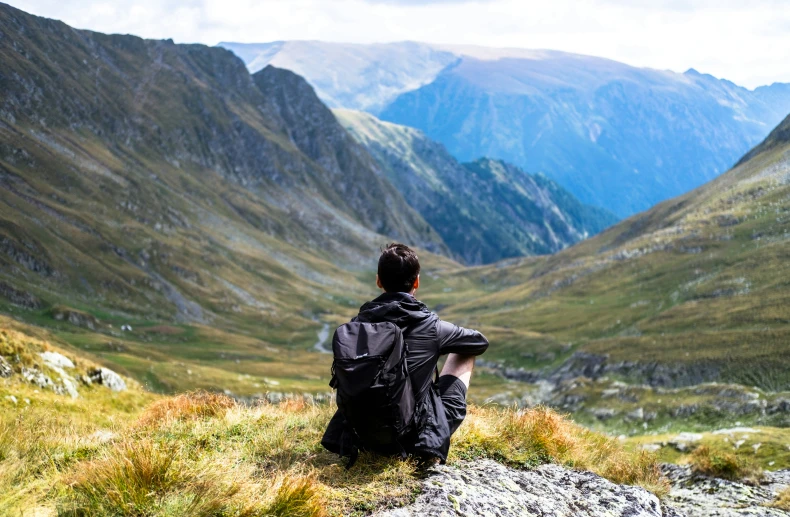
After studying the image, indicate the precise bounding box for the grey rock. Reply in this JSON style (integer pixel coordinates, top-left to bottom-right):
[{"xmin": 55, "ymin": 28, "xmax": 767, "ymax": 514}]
[
  {"xmin": 48, "ymin": 365, "xmax": 79, "ymax": 398},
  {"xmin": 21, "ymin": 367, "xmax": 55, "ymax": 390},
  {"xmin": 88, "ymin": 367, "xmax": 126, "ymax": 392},
  {"xmin": 663, "ymin": 464, "xmax": 790, "ymax": 516},
  {"xmin": 0, "ymin": 356, "xmax": 12, "ymax": 377},
  {"xmin": 40, "ymin": 351, "xmax": 75, "ymax": 369},
  {"xmin": 590, "ymin": 407, "xmax": 617, "ymax": 420},
  {"xmin": 376, "ymin": 459, "xmax": 680, "ymax": 516},
  {"xmin": 627, "ymin": 407, "xmax": 646, "ymax": 421}
]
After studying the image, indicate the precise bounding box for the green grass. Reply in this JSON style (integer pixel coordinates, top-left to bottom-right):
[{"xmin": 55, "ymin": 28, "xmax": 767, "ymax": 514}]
[{"xmin": 628, "ymin": 426, "xmax": 790, "ymax": 472}]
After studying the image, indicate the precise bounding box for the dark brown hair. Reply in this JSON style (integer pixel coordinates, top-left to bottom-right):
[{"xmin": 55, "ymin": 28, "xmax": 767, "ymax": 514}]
[{"xmin": 378, "ymin": 243, "xmax": 420, "ymax": 293}]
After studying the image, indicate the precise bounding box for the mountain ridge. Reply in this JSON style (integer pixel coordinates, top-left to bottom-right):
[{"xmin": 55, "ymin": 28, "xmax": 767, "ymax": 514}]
[{"xmin": 221, "ymin": 40, "xmax": 790, "ymax": 218}]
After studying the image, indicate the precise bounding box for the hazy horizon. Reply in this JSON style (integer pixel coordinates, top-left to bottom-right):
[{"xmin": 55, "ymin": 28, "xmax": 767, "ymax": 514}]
[{"xmin": 5, "ymin": 0, "xmax": 790, "ymax": 89}]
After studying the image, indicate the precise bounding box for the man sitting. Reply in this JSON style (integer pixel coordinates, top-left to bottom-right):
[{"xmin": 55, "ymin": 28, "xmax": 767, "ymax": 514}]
[{"xmin": 322, "ymin": 243, "xmax": 489, "ymax": 464}]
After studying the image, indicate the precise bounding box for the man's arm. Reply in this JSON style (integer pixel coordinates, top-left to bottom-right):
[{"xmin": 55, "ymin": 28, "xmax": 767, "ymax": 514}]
[{"xmin": 436, "ymin": 320, "xmax": 489, "ymax": 356}]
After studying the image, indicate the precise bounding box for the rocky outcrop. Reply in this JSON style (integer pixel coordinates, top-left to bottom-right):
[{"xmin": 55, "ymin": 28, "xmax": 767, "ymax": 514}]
[
  {"xmin": 376, "ymin": 459, "xmax": 681, "ymax": 517},
  {"xmin": 50, "ymin": 307, "xmax": 99, "ymax": 330},
  {"xmin": 547, "ymin": 352, "xmax": 721, "ymax": 388},
  {"xmin": 663, "ymin": 464, "xmax": 790, "ymax": 516},
  {"xmin": 0, "ymin": 281, "xmax": 42, "ymax": 309},
  {"xmin": 0, "ymin": 355, "xmax": 11, "ymax": 377},
  {"xmin": 88, "ymin": 367, "xmax": 127, "ymax": 392}
]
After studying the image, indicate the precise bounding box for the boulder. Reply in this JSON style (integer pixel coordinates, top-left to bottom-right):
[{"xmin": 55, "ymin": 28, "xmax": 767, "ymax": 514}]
[
  {"xmin": 376, "ymin": 459, "xmax": 681, "ymax": 516},
  {"xmin": 40, "ymin": 351, "xmax": 75, "ymax": 369},
  {"xmin": 88, "ymin": 367, "xmax": 126, "ymax": 392}
]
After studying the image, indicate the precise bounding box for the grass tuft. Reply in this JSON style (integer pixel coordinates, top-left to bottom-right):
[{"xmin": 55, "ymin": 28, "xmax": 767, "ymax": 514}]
[
  {"xmin": 64, "ymin": 439, "xmax": 183, "ymax": 515},
  {"xmin": 690, "ymin": 445, "xmax": 763, "ymax": 483},
  {"xmin": 452, "ymin": 405, "xmax": 668, "ymax": 495},
  {"xmin": 137, "ymin": 391, "xmax": 236, "ymax": 427},
  {"xmin": 266, "ymin": 475, "xmax": 326, "ymax": 517},
  {"xmin": 771, "ymin": 487, "xmax": 790, "ymax": 511}
]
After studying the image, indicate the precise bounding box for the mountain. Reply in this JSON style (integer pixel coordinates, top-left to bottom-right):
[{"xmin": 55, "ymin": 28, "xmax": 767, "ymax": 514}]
[
  {"xmin": 335, "ymin": 109, "xmax": 617, "ymax": 264},
  {"xmin": 429, "ymin": 112, "xmax": 790, "ymax": 391},
  {"xmin": 218, "ymin": 41, "xmax": 459, "ymax": 113},
  {"xmin": 0, "ymin": 4, "xmax": 454, "ymax": 392},
  {"xmin": 221, "ymin": 41, "xmax": 790, "ymax": 218}
]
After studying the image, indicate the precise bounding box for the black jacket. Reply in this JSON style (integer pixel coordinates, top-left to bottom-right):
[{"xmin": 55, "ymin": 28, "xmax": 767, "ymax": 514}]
[{"xmin": 322, "ymin": 292, "xmax": 489, "ymax": 461}]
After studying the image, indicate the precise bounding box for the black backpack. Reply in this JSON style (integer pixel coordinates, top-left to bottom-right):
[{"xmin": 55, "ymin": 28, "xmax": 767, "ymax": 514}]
[{"xmin": 328, "ymin": 321, "xmax": 415, "ymax": 466}]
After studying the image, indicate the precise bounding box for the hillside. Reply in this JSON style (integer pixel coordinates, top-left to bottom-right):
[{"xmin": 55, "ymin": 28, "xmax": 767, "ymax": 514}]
[
  {"xmin": 426, "ymin": 112, "xmax": 790, "ymax": 392},
  {"xmin": 0, "ymin": 319, "xmax": 674, "ymax": 516},
  {"xmin": 0, "ymin": 3, "xmax": 458, "ymax": 395},
  {"xmin": 335, "ymin": 109, "xmax": 616, "ymax": 264},
  {"xmin": 222, "ymin": 41, "xmax": 790, "ymax": 217}
]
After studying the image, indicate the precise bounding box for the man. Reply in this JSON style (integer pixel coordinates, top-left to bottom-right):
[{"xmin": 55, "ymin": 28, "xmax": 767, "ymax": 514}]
[{"xmin": 322, "ymin": 243, "xmax": 489, "ymax": 463}]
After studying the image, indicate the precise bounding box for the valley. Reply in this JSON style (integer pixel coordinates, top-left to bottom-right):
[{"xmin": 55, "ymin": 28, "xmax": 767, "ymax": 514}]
[{"xmin": 2, "ymin": 3, "xmax": 790, "ymax": 515}]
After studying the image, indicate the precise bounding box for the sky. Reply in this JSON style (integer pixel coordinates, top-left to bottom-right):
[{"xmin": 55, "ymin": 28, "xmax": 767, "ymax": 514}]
[{"xmin": 7, "ymin": 0, "xmax": 790, "ymax": 89}]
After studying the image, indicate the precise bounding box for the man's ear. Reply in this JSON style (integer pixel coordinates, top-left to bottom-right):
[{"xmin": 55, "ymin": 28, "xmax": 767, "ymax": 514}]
[
  {"xmin": 376, "ymin": 274, "xmax": 383, "ymax": 290},
  {"xmin": 412, "ymin": 275, "xmax": 420, "ymax": 293}
]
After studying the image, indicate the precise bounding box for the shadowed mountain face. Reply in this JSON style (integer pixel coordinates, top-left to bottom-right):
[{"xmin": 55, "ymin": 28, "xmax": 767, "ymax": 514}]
[
  {"xmin": 222, "ymin": 41, "xmax": 790, "ymax": 218},
  {"xmin": 431, "ymin": 113, "xmax": 790, "ymax": 391},
  {"xmin": 0, "ymin": 4, "xmax": 448, "ymax": 331},
  {"xmin": 335, "ymin": 109, "xmax": 616, "ymax": 264}
]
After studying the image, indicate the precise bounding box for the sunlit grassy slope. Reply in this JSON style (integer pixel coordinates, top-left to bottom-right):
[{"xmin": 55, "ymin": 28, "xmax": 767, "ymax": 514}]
[
  {"xmin": 428, "ymin": 113, "xmax": 790, "ymax": 390},
  {"xmin": 1, "ymin": 324, "xmax": 665, "ymax": 516}
]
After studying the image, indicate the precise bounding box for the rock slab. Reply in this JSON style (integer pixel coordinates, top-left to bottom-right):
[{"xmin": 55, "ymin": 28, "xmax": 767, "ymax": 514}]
[
  {"xmin": 664, "ymin": 464, "xmax": 790, "ymax": 517},
  {"xmin": 377, "ymin": 459, "xmax": 682, "ymax": 517}
]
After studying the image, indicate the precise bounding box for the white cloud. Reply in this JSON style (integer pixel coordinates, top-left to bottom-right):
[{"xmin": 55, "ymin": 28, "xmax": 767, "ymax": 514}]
[{"xmin": 7, "ymin": 0, "xmax": 790, "ymax": 88}]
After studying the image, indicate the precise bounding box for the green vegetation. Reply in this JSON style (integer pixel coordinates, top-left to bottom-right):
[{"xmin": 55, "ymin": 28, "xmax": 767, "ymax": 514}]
[
  {"xmin": 689, "ymin": 445, "xmax": 763, "ymax": 483},
  {"xmin": 430, "ymin": 116, "xmax": 790, "ymax": 391},
  {"xmin": 627, "ymin": 426, "xmax": 790, "ymax": 473}
]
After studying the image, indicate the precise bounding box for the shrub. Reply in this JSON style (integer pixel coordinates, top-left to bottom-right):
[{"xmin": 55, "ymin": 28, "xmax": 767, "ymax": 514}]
[{"xmin": 690, "ymin": 445, "xmax": 763, "ymax": 483}]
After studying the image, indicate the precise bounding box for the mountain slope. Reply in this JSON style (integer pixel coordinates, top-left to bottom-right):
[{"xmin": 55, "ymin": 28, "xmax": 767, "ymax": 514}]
[
  {"xmin": 428, "ymin": 112, "xmax": 790, "ymax": 390},
  {"xmin": 224, "ymin": 41, "xmax": 790, "ymax": 218},
  {"xmin": 0, "ymin": 4, "xmax": 451, "ymax": 393},
  {"xmin": 335, "ymin": 109, "xmax": 616, "ymax": 264}
]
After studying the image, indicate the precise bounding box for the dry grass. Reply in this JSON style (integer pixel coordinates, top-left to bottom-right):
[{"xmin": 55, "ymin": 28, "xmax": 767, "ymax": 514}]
[
  {"xmin": 452, "ymin": 405, "xmax": 668, "ymax": 495},
  {"xmin": 690, "ymin": 445, "xmax": 763, "ymax": 483},
  {"xmin": 0, "ymin": 327, "xmax": 48, "ymax": 367},
  {"xmin": 2, "ymin": 389, "xmax": 669, "ymax": 516},
  {"xmin": 136, "ymin": 390, "xmax": 237, "ymax": 427},
  {"xmin": 771, "ymin": 487, "xmax": 790, "ymax": 511}
]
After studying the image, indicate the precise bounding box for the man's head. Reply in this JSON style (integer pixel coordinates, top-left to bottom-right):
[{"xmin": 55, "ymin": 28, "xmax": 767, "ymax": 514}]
[{"xmin": 376, "ymin": 243, "xmax": 420, "ymax": 294}]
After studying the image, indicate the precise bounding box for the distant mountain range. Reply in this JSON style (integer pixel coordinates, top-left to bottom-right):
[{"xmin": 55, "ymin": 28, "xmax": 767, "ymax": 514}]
[
  {"xmin": 335, "ymin": 109, "xmax": 616, "ymax": 264},
  {"xmin": 220, "ymin": 41, "xmax": 790, "ymax": 218}
]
